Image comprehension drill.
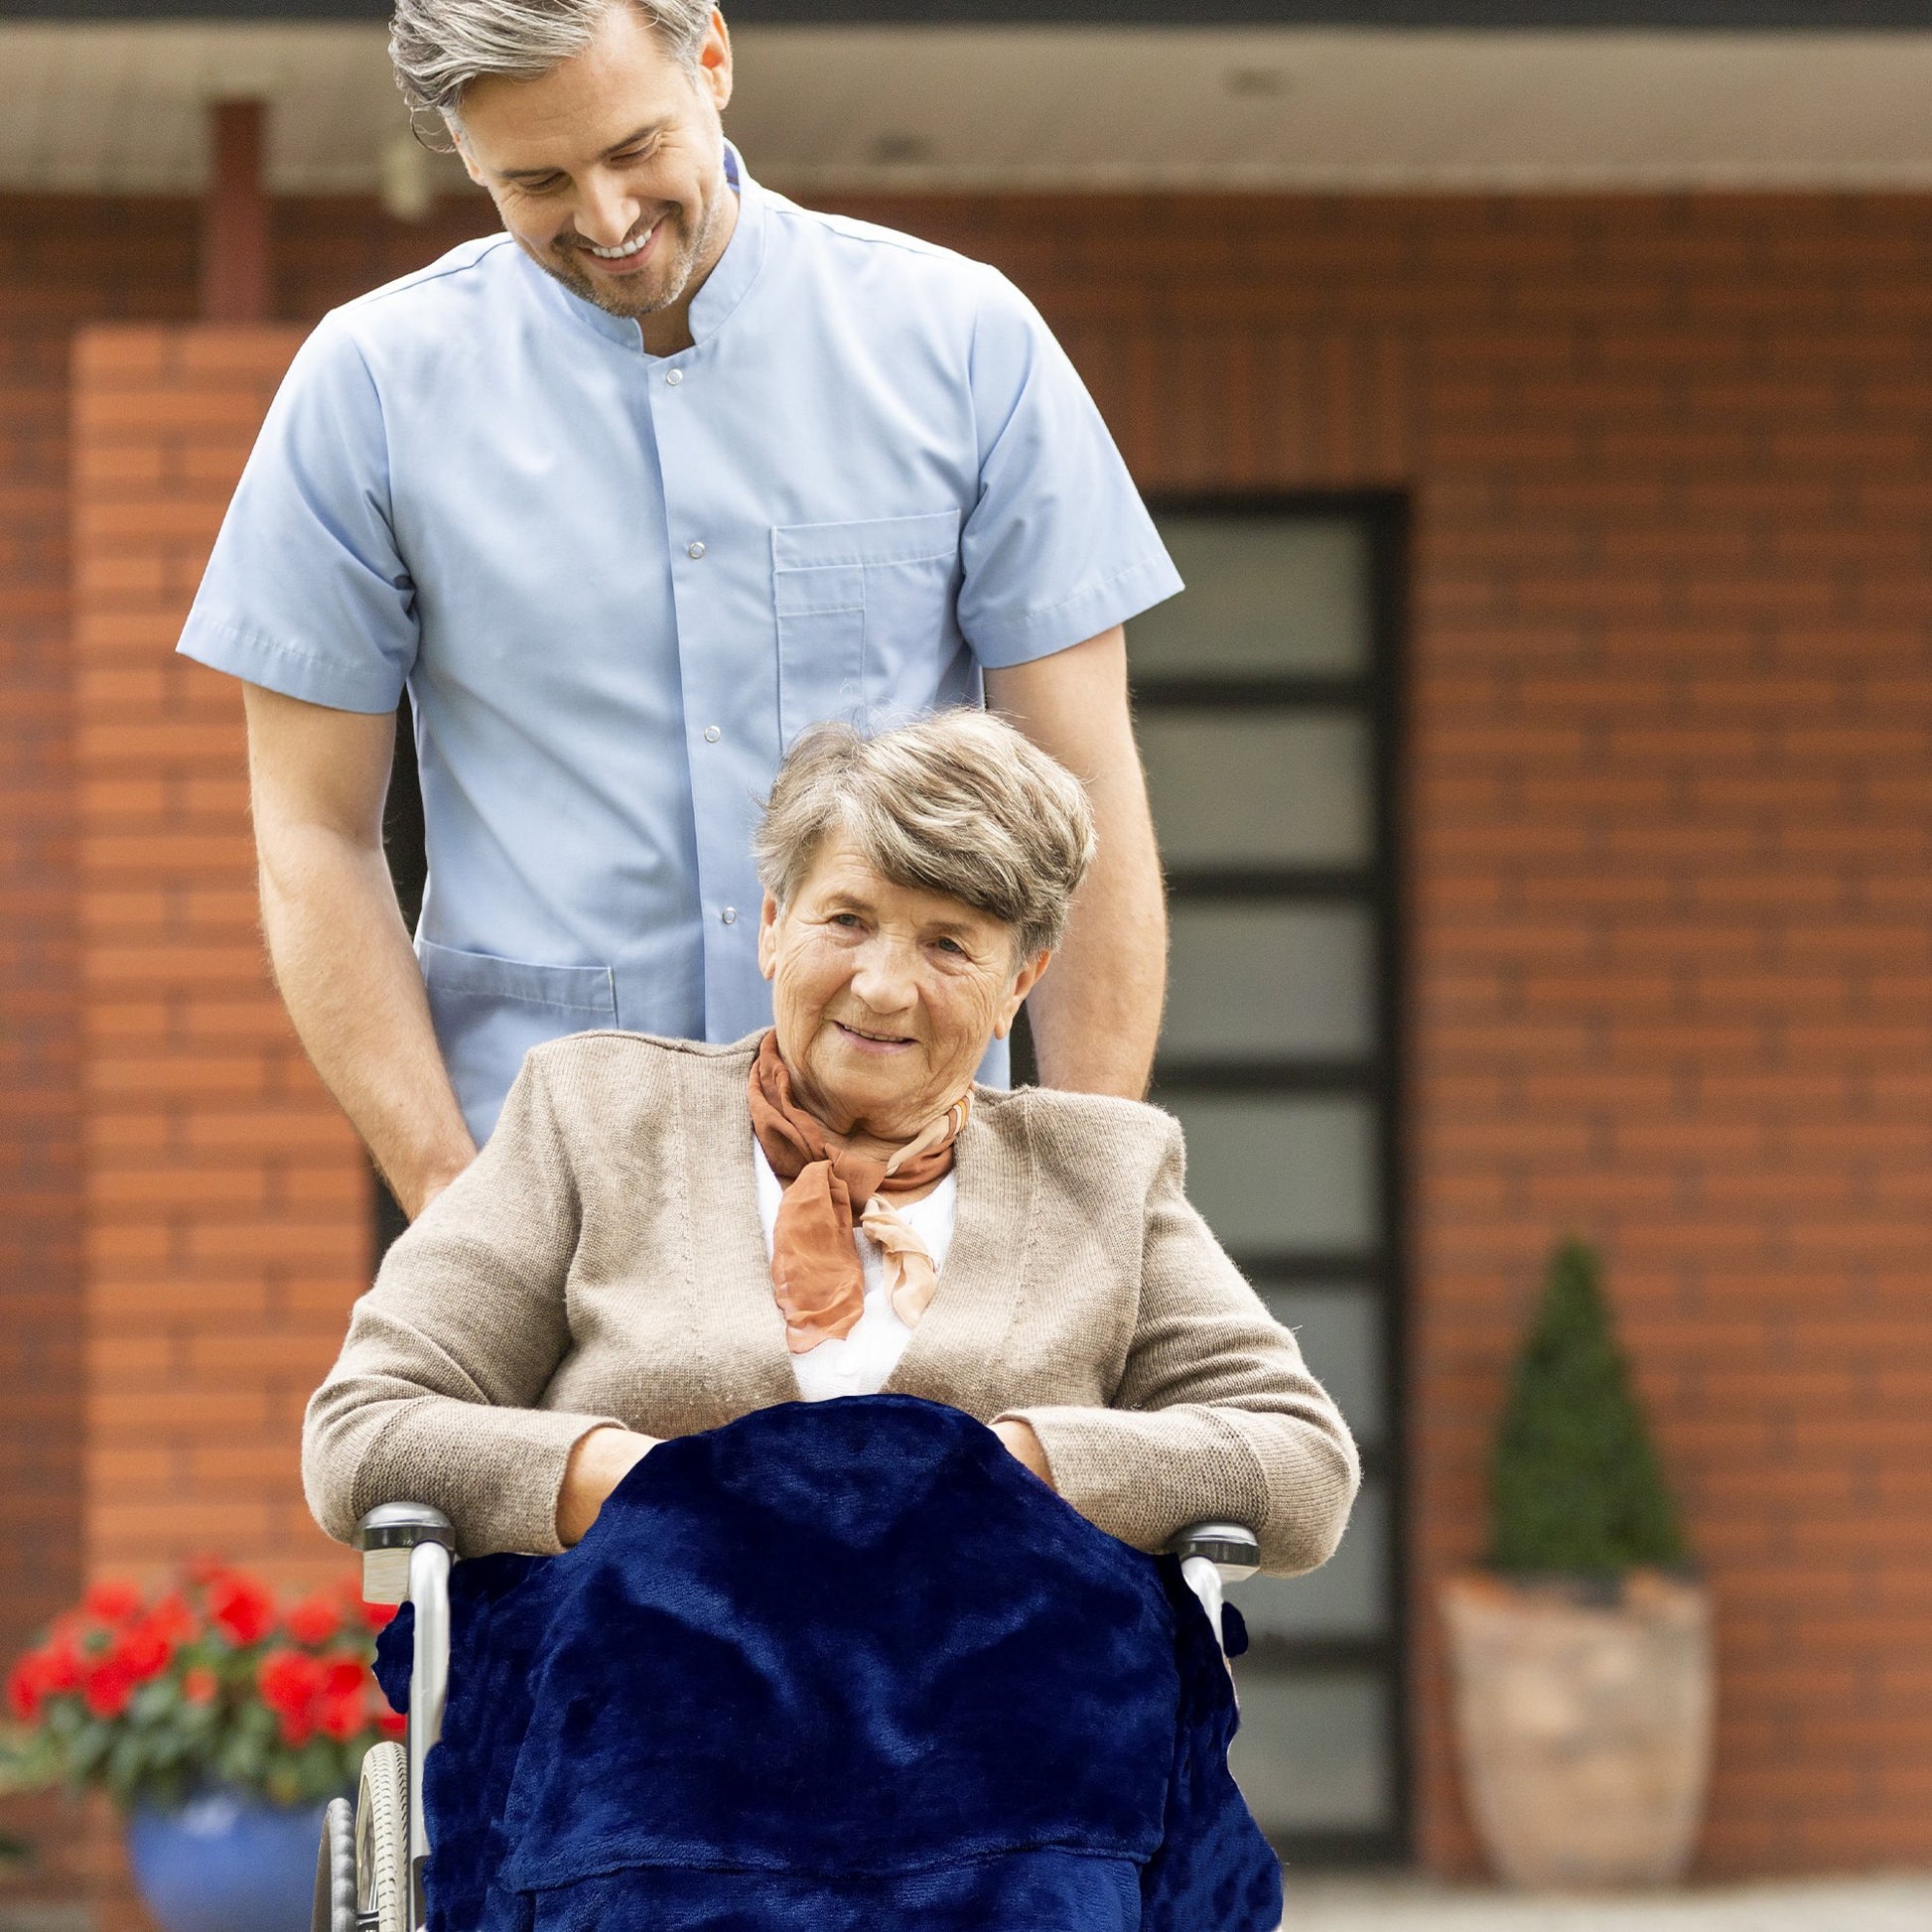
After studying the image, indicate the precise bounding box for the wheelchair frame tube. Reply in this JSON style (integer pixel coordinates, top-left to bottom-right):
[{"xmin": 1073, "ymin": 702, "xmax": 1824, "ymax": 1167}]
[{"xmin": 407, "ymin": 1539, "xmax": 452, "ymax": 1930}]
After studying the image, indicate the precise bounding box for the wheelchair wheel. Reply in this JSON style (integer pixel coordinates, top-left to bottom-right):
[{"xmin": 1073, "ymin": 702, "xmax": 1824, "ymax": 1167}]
[
  {"xmin": 356, "ymin": 1740, "xmax": 410, "ymax": 1932},
  {"xmin": 313, "ymin": 1796, "xmax": 354, "ymax": 1932}
]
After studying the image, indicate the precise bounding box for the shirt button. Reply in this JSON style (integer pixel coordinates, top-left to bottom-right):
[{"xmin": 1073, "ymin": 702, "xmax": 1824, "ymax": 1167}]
[
  {"xmin": 687, "ymin": 541, "xmax": 707, "ymax": 560},
  {"xmin": 721, "ymin": 906, "xmax": 738, "ymax": 925},
  {"xmin": 703, "ymin": 725, "xmax": 721, "ymax": 743},
  {"xmin": 665, "ymin": 368, "xmax": 684, "ymax": 386}
]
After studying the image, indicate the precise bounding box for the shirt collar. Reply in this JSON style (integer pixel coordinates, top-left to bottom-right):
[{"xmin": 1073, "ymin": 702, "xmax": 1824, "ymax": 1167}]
[
  {"xmin": 684, "ymin": 142, "xmax": 766, "ymax": 347},
  {"xmin": 525, "ymin": 140, "xmax": 767, "ymax": 353}
]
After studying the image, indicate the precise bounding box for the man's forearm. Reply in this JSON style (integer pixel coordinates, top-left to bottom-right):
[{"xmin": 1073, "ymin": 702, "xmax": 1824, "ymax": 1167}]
[
  {"xmin": 988, "ymin": 626, "xmax": 1168, "ymax": 1098},
  {"xmin": 1024, "ymin": 756, "xmax": 1167, "ymax": 1097},
  {"xmin": 259, "ymin": 827, "xmax": 477, "ymax": 1216}
]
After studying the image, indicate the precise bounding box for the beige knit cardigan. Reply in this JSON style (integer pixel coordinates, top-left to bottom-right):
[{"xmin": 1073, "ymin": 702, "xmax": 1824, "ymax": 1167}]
[{"xmin": 302, "ymin": 1032, "xmax": 1360, "ymax": 1576}]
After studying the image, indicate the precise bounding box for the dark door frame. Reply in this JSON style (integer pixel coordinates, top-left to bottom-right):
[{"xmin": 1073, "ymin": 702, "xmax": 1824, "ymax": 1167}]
[{"xmin": 1135, "ymin": 489, "xmax": 1412, "ymax": 1867}]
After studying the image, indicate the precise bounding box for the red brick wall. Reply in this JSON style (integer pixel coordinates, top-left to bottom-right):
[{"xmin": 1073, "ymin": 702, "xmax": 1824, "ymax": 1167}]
[
  {"xmin": 7, "ymin": 185, "xmax": 1932, "ymax": 1893},
  {"xmin": 0, "ymin": 202, "xmax": 203, "ymax": 1912},
  {"xmin": 0, "ymin": 200, "xmax": 196, "ymax": 1676},
  {"xmin": 70, "ymin": 325, "xmax": 364, "ymax": 1589},
  {"xmin": 0, "ymin": 190, "xmax": 490, "ymax": 1659},
  {"xmin": 833, "ymin": 189, "xmax": 1932, "ymax": 1878},
  {"xmin": 0, "ymin": 196, "xmax": 487, "ymax": 1914}
]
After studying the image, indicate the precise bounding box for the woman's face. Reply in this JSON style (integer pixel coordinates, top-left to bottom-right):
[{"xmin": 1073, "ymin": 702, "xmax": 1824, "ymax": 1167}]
[{"xmin": 759, "ymin": 836, "xmax": 1049, "ymax": 1144}]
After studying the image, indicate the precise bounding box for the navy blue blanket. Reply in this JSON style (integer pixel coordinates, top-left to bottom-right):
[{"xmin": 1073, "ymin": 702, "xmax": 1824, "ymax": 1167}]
[{"xmin": 376, "ymin": 1396, "xmax": 1280, "ymax": 1931}]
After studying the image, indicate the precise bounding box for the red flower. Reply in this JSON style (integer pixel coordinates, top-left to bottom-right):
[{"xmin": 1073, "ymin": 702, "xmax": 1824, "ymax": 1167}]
[
  {"xmin": 82, "ymin": 1582, "xmax": 143, "ymax": 1625},
  {"xmin": 38, "ymin": 1635, "xmax": 82, "ymax": 1696},
  {"xmin": 181, "ymin": 1666, "xmax": 218, "ymax": 1706},
  {"xmin": 82, "ymin": 1655, "xmax": 137, "ymax": 1720},
  {"xmin": 317, "ymin": 1688, "xmax": 366, "ymax": 1741},
  {"xmin": 116, "ymin": 1622, "xmax": 174, "ymax": 1684},
  {"xmin": 147, "ymin": 1594, "xmax": 196, "ymax": 1644},
  {"xmin": 258, "ymin": 1648, "xmax": 327, "ymax": 1747},
  {"xmin": 7, "ymin": 1655, "xmax": 44, "ymax": 1722},
  {"xmin": 376, "ymin": 1707, "xmax": 407, "ymax": 1740},
  {"xmin": 6, "ymin": 1633, "xmax": 82, "ymax": 1722},
  {"xmin": 286, "ymin": 1592, "xmax": 343, "ymax": 1647},
  {"xmin": 257, "ymin": 1648, "xmax": 326, "ymax": 1715},
  {"xmin": 208, "ymin": 1574, "xmax": 275, "ymax": 1647}
]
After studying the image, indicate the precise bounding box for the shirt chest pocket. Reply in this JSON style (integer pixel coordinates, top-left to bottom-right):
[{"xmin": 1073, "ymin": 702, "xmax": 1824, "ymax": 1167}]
[{"xmin": 771, "ymin": 509, "xmax": 962, "ymax": 748}]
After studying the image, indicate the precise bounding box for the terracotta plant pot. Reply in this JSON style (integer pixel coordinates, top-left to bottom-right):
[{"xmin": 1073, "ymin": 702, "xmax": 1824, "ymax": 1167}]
[{"xmin": 1441, "ymin": 1569, "xmax": 1713, "ymax": 1889}]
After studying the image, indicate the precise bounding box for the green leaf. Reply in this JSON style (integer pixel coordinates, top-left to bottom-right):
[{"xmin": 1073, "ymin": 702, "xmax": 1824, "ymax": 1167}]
[
  {"xmin": 68, "ymin": 1725, "xmax": 112, "ymax": 1780},
  {"xmin": 105, "ymin": 1732, "xmax": 148, "ymax": 1806},
  {"xmin": 130, "ymin": 1679, "xmax": 180, "ymax": 1723}
]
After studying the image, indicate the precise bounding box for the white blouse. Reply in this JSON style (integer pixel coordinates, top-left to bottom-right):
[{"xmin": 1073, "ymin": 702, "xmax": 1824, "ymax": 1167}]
[{"xmin": 752, "ymin": 1142, "xmax": 958, "ymax": 1401}]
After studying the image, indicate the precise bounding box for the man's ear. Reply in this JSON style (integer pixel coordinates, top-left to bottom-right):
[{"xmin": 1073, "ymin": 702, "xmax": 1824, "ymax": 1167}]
[
  {"xmin": 449, "ymin": 119, "xmax": 486, "ymax": 188},
  {"xmin": 698, "ymin": 7, "xmax": 733, "ymax": 112}
]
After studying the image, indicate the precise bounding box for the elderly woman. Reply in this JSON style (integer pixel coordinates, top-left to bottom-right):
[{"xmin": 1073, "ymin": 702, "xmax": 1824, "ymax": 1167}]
[{"xmin": 303, "ymin": 711, "xmax": 1358, "ymax": 1576}]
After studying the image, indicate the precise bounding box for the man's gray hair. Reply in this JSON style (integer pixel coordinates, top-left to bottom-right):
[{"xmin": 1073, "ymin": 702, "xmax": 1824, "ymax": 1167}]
[
  {"xmin": 754, "ymin": 712, "xmax": 1097, "ymax": 962},
  {"xmin": 391, "ymin": 0, "xmax": 713, "ymax": 117}
]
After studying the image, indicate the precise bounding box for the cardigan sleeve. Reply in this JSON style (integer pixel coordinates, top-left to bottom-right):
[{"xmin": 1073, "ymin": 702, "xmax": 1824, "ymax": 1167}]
[
  {"xmin": 997, "ymin": 1118, "xmax": 1361, "ymax": 1577},
  {"xmin": 301, "ymin": 1051, "xmax": 625, "ymax": 1559}
]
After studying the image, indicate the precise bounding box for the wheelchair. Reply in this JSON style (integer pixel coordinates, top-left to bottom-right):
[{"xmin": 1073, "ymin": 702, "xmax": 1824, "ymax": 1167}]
[{"xmin": 313, "ymin": 1500, "xmax": 1261, "ymax": 1932}]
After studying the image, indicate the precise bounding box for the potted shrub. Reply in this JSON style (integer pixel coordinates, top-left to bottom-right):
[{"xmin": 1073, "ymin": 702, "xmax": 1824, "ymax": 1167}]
[
  {"xmin": 1441, "ymin": 1239, "xmax": 1714, "ymax": 1889},
  {"xmin": 5, "ymin": 1561, "xmax": 402, "ymax": 1932}
]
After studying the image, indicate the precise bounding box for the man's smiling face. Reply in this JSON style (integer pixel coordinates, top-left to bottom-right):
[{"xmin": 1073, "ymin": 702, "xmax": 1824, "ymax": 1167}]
[{"xmin": 453, "ymin": 2, "xmax": 737, "ymax": 337}]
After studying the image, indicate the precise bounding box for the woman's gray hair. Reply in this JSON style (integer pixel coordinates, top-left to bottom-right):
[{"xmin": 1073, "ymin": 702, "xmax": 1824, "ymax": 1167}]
[
  {"xmin": 391, "ymin": 0, "xmax": 713, "ymax": 117},
  {"xmin": 755, "ymin": 711, "xmax": 1098, "ymax": 961}
]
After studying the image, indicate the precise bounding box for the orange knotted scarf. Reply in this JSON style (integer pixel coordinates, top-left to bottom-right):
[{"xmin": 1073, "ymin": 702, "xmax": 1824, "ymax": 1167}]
[{"xmin": 748, "ymin": 1031, "xmax": 969, "ymax": 1354}]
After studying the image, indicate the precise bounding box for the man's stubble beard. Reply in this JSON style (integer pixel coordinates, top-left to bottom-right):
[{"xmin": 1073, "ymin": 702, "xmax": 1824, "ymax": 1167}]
[{"xmin": 543, "ymin": 168, "xmax": 731, "ymax": 322}]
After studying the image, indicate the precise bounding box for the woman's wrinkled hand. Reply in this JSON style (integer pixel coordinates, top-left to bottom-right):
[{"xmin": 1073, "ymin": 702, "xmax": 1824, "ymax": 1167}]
[
  {"xmin": 991, "ymin": 1418, "xmax": 1054, "ymax": 1489},
  {"xmin": 557, "ymin": 1426, "xmax": 658, "ymax": 1548}
]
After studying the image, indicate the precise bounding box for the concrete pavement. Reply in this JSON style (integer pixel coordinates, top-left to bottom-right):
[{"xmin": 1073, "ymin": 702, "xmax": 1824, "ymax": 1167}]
[{"xmin": 1281, "ymin": 1875, "xmax": 1932, "ymax": 1930}]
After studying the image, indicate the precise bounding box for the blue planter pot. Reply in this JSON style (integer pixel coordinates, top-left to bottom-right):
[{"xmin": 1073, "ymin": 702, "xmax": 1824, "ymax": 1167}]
[{"xmin": 125, "ymin": 1790, "xmax": 329, "ymax": 1932}]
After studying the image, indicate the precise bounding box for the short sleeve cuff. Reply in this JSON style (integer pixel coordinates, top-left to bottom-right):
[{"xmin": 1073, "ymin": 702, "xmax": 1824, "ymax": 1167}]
[
  {"xmin": 179, "ymin": 617, "xmax": 407, "ymax": 715},
  {"xmin": 967, "ymin": 551, "xmax": 1184, "ymax": 670}
]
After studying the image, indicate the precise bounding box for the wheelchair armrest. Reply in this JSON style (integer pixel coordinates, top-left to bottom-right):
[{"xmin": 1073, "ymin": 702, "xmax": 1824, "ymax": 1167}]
[
  {"xmin": 355, "ymin": 1503, "xmax": 455, "ymax": 1605},
  {"xmin": 1167, "ymin": 1522, "xmax": 1260, "ymax": 1586}
]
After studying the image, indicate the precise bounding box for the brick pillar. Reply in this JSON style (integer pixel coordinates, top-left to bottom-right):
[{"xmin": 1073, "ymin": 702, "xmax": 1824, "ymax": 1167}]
[
  {"xmin": 70, "ymin": 327, "xmax": 366, "ymax": 1595},
  {"xmin": 201, "ymin": 103, "xmax": 271, "ymax": 325}
]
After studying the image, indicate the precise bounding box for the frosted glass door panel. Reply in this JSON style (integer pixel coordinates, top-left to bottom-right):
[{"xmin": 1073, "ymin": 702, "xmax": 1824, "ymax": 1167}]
[
  {"xmin": 1168, "ymin": 1095, "xmax": 1377, "ymax": 1255},
  {"xmin": 1261, "ymin": 1288, "xmax": 1384, "ymax": 1440},
  {"xmin": 1228, "ymin": 1674, "xmax": 1393, "ymax": 1834},
  {"xmin": 1128, "ymin": 518, "xmax": 1371, "ymax": 677},
  {"xmin": 1136, "ymin": 506, "xmax": 1402, "ymax": 1856},
  {"xmin": 1237, "ymin": 1485, "xmax": 1390, "ymax": 1641},
  {"xmin": 1141, "ymin": 715, "xmax": 1372, "ymax": 869},
  {"xmin": 1165, "ymin": 904, "xmax": 1376, "ymax": 1061}
]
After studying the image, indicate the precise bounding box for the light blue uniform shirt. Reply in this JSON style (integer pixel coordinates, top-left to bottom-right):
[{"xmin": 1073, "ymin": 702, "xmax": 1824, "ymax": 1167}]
[{"xmin": 179, "ymin": 153, "xmax": 1181, "ymax": 1143}]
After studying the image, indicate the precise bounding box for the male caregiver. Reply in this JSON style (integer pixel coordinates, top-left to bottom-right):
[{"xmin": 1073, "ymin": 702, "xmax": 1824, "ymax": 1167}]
[{"xmin": 179, "ymin": 0, "xmax": 1179, "ymax": 1217}]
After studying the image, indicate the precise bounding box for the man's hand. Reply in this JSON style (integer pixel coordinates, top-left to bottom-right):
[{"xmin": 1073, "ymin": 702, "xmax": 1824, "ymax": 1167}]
[
  {"xmin": 243, "ymin": 685, "xmax": 478, "ymax": 1217},
  {"xmin": 986, "ymin": 626, "xmax": 1166, "ymax": 1098},
  {"xmin": 557, "ymin": 1426, "xmax": 659, "ymax": 1546}
]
